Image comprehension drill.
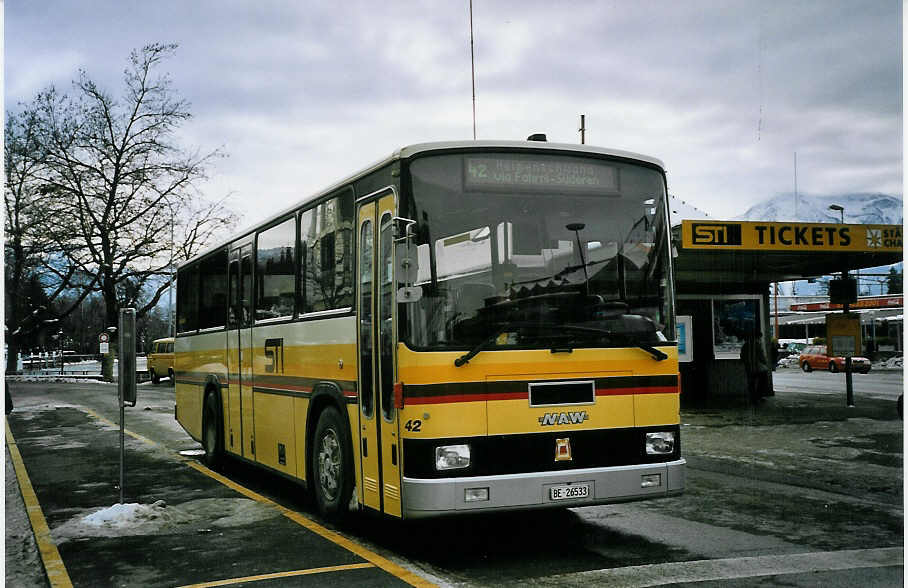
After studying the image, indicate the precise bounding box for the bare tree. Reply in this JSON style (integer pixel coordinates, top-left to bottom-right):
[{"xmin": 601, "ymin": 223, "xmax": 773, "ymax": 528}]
[
  {"xmin": 23, "ymin": 43, "xmax": 237, "ymax": 377},
  {"xmin": 4, "ymin": 103, "xmax": 97, "ymax": 373}
]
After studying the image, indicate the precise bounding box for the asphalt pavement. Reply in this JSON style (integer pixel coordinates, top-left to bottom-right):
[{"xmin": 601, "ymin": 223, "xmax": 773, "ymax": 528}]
[
  {"xmin": 4, "ymin": 383, "xmax": 431, "ymax": 588},
  {"xmin": 5, "ymin": 375, "xmax": 903, "ymax": 587}
]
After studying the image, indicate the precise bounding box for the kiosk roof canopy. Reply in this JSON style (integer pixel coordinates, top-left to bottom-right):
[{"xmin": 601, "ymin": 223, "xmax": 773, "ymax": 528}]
[{"xmin": 674, "ymin": 220, "xmax": 903, "ymax": 285}]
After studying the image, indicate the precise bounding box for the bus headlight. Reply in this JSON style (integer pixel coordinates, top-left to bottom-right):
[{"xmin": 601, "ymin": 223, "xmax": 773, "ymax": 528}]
[
  {"xmin": 435, "ymin": 444, "xmax": 471, "ymax": 470},
  {"xmin": 645, "ymin": 431, "xmax": 676, "ymax": 455}
]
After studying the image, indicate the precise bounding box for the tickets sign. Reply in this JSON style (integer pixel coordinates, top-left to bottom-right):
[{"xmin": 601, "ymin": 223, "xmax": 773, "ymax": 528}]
[{"xmin": 681, "ymin": 221, "xmax": 903, "ymax": 253}]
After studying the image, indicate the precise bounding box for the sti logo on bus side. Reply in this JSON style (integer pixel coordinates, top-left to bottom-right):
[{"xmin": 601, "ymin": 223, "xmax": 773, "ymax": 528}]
[
  {"xmin": 691, "ymin": 223, "xmax": 743, "ymax": 246},
  {"xmin": 538, "ymin": 411, "xmax": 589, "ymax": 426}
]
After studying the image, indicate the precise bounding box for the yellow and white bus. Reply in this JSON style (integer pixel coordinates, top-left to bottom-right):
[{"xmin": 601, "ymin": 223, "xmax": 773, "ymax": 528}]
[{"xmin": 175, "ymin": 140, "xmax": 684, "ymax": 519}]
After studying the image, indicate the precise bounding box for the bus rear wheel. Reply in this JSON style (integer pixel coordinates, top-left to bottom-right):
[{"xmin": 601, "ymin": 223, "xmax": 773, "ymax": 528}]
[
  {"xmin": 202, "ymin": 392, "xmax": 223, "ymax": 470},
  {"xmin": 311, "ymin": 406, "xmax": 353, "ymax": 518}
]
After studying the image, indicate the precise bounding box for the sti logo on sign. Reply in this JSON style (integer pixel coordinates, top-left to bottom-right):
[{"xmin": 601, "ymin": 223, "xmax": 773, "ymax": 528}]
[{"xmin": 690, "ymin": 223, "xmax": 743, "ymax": 246}]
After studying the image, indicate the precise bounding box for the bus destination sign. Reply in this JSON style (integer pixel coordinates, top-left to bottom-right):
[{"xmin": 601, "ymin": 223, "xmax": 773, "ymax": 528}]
[{"xmin": 465, "ymin": 157, "xmax": 618, "ymax": 192}]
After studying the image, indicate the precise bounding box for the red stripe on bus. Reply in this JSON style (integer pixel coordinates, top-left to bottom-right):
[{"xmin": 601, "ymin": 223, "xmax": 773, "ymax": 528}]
[
  {"xmin": 403, "ymin": 387, "xmax": 678, "ymax": 404},
  {"xmin": 596, "ymin": 386, "xmax": 679, "ymax": 396}
]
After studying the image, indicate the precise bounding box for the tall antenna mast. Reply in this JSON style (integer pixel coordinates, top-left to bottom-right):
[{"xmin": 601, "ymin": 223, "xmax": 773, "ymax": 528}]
[
  {"xmin": 794, "ymin": 151, "xmax": 799, "ymax": 217},
  {"xmin": 470, "ymin": 0, "xmax": 477, "ymax": 140}
]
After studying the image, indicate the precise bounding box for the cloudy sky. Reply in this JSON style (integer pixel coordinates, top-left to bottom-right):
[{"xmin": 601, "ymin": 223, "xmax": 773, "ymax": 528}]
[{"xmin": 5, "ymin": 1, "xmax": 902, "ymax": 227}]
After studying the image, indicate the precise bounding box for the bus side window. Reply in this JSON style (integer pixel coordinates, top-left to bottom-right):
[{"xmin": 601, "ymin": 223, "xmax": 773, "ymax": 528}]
[
  {"xmin": 379, "ymin": 213, "xmax": 394, "ymax": 421},
  {"xmin": 228, "ymin": 259, "xmax": 240, "ymax": 327},
  {"xmin": 255, "ymin": 217, "xmax": 296, "ymax": 321},
  {"xmin": 359, "ymin": 219, "xmax": 374, "ymax": 418}
]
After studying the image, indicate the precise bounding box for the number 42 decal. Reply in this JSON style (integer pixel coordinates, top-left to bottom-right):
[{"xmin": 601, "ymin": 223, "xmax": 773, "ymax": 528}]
[{"xmin": 404, "ymin": 419, "xmax": 422, "ymax": 432}]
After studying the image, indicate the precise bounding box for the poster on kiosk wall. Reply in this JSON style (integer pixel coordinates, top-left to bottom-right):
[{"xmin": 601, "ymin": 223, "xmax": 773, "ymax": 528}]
[
  {"xmin": 826, "ymin": 313, "xmax": 861, "ymax": 357},
  {"xmin": 677, "ymin": 315, "xmax": 693, "ymax": 363}
]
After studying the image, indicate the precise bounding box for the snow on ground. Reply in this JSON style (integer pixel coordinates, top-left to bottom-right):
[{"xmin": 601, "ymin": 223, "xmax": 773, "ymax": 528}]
[{"xmin": 53, "ymin": 498, "xmax": 281, "ymax": 543}]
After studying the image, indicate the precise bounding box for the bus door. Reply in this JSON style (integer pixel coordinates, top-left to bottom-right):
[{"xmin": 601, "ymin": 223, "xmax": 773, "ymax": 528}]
[
  {"xmin": 356, "ymin": 190, "xmax": 402, "ymax": 517},
  {"xmin": 227, "ymin": 244, "xmax": 255, "ymax": 458}
]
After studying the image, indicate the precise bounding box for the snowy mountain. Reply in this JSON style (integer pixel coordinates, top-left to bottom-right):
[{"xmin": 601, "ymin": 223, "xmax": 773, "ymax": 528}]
[
  {"xmin": 734, "ymin": 193, "xmax": 902, "ymax": 225},
  {"xmin": 668, "ymin": 194, "xmax": 712, "ymax": 225},
  {"xmin": 702, "ymin": 192, "xmax": 902, "ymax": 296}
]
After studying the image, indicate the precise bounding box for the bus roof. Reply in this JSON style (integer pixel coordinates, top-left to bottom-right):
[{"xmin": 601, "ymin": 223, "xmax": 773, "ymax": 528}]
[
  {"xmin": 179, "ymin": 140, "xmax": 666, "ymax": 269},
  {"xmin": 396, "ymin": 140, "xmax": 665, "ymax": 169}
]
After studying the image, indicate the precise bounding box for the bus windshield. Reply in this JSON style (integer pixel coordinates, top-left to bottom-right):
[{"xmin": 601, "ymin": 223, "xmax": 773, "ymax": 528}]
[{"xmin": 401, "ymin": 152, "xmax": 674, "ymax": 354}]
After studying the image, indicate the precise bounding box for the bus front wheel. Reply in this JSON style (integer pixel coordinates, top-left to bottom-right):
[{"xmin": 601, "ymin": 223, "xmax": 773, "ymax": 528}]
[
  {"xmin": 311, "ymin": 406, "xmax": 353, "ymax": 518},
  {"xmin": 150, "ymin": 369, "xmax": 160, "ymax": 385},
  {"xmin": 202, "ymin": 392, "xmax": 223, "ymax": 470}
]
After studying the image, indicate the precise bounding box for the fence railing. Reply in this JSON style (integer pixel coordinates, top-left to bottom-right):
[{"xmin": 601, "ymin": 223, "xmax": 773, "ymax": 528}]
[{"xmin": 17, "ymin": 353, "xmax": 150, "ymax": 380}]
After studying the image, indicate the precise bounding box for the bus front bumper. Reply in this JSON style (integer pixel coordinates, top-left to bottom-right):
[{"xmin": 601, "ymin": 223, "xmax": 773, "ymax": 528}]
[{"xmin": 401, "ymin": 459, "xmax": 685, "ymax": 519}]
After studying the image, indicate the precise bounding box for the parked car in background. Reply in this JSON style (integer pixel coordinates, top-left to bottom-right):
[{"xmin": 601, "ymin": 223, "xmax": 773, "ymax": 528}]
[
  {"xmin": 147, "ymin": 337, "xmax": 174, "ymax": 385},
  {"xmin": 799, "ymin": 344, "xmax": 871, "ymax": 373},
  {"xmin": 784, "ymin": 342, "xmax": 807, "ymax": 355}
]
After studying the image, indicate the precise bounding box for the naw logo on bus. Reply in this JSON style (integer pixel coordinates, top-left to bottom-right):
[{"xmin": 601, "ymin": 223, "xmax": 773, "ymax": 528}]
[{"xmin": 538, "ymin": 411, "xmax": 589, "ymax": 426}]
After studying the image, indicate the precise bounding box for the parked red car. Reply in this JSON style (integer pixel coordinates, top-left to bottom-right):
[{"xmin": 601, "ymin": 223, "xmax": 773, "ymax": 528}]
[{"xmin": 799, "ymin": 345, "xmax": 871, "ymax": 373}]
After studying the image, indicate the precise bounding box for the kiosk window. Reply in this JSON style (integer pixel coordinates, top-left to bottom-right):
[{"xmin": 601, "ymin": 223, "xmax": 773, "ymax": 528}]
[{"xmin": 713, "ymin": 298, "xmax": 759, "ymax": 359}]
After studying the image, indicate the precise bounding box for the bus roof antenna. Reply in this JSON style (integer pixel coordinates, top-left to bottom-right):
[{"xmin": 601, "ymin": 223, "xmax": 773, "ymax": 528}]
[{"xmin": 527, "ymin": 133, "xmax": 547, "ymax": 142}]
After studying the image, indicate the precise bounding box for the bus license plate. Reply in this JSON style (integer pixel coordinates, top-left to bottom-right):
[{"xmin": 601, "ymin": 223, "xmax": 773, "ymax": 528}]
[{"xmin": 549, "ymin": 483, "xmax": 590, "ymax": 501}]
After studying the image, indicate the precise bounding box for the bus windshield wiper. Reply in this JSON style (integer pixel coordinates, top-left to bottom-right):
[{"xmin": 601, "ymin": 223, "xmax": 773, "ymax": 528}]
[
  {"xmin": 454, "ymin": 322, "xmax": 667, "ymax": 367},
  {"xmin": 454, "ymin": 321, "xmax": 555, "ymax": 367},
  {"xmin": 454, "ymin": 325, "xmax": 509, "ymax": 367},
  {"xmin": 633, "ymin": 340, "xmax": 669, "ymax": 361},
  {"xmin": 558, "ymin": 325, "xmax": 668, "ymax": 361}
]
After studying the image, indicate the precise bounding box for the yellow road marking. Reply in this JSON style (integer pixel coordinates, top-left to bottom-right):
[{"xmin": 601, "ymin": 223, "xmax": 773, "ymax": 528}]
[
  {"xmin": 177, "ymin": 562, "xmax": 376, "ymax": 587},
  {"xmin": 185, "ymin": 461, "xmax": 437, "ymax": 587},
  {"xmin": 6, "ymin": 420, "xmax": 74, "ymax": 588},
  {"xmin": 81, "ymin": 407, "xmax": 159, "ymax": 447},
  {"xmin": 77, "ymin": 407, "xmax": 437, "ymax": 587}
]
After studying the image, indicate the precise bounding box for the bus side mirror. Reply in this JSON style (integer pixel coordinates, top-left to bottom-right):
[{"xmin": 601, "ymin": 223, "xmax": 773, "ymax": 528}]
[
  {"xmin": 397, "ymin": 286, "xmax": 423, "ymax": 303},
  {"xmin": 397, "ymin": 242, "xmax": 418, "ymax": 284},
  {"xmin": 393, "ymin": 216, "xmax": 417, "ymax": 243}
]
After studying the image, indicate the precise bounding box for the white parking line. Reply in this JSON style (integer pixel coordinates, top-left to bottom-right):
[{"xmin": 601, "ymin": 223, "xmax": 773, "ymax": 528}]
[{"xmin": 530, "ymin": 547, "xmax": 903, "ymax": 587}]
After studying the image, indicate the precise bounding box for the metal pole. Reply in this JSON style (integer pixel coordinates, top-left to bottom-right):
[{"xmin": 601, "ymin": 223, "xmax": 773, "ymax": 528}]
[
  {"xmin": 793, "ymin": 152, "xmax": 798, "ymax": 217},
  {"xmin": 169, "ymin": 199, "xmax": 176, "ymax": 338},
  {"xmin": 469, "ymin": 0, "xmax": 477, "ymax": 140},
  {"xmin": 119, "ymin": 383, "xmax": 125, "ymax": 503},
  {"xmin": 773, "ymin": 283, "xmax": 779, "ymax": 340},
  {"xmin": 579, "ymin": 114, "xmax": 586, "ymax": 144},
  {"xmin": 117, "ymin": 308, "xmax": 137, "ymax": 504},
  {"xmin": 843, "ymin": 272, "xmax": 854, "ymax": 407}
]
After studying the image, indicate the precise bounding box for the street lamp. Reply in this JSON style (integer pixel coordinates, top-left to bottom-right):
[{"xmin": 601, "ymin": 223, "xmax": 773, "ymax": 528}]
[
  {"xmin": 58, "ymin": 329, "xmax": 64, "ymax": 375},
  {"xmin": 162, "ymin": 196, "xmax": 177, "ymax": 338},
  {"xmin": 828, "ymin": 204, "xmax": 844, "ymax": 223}
]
